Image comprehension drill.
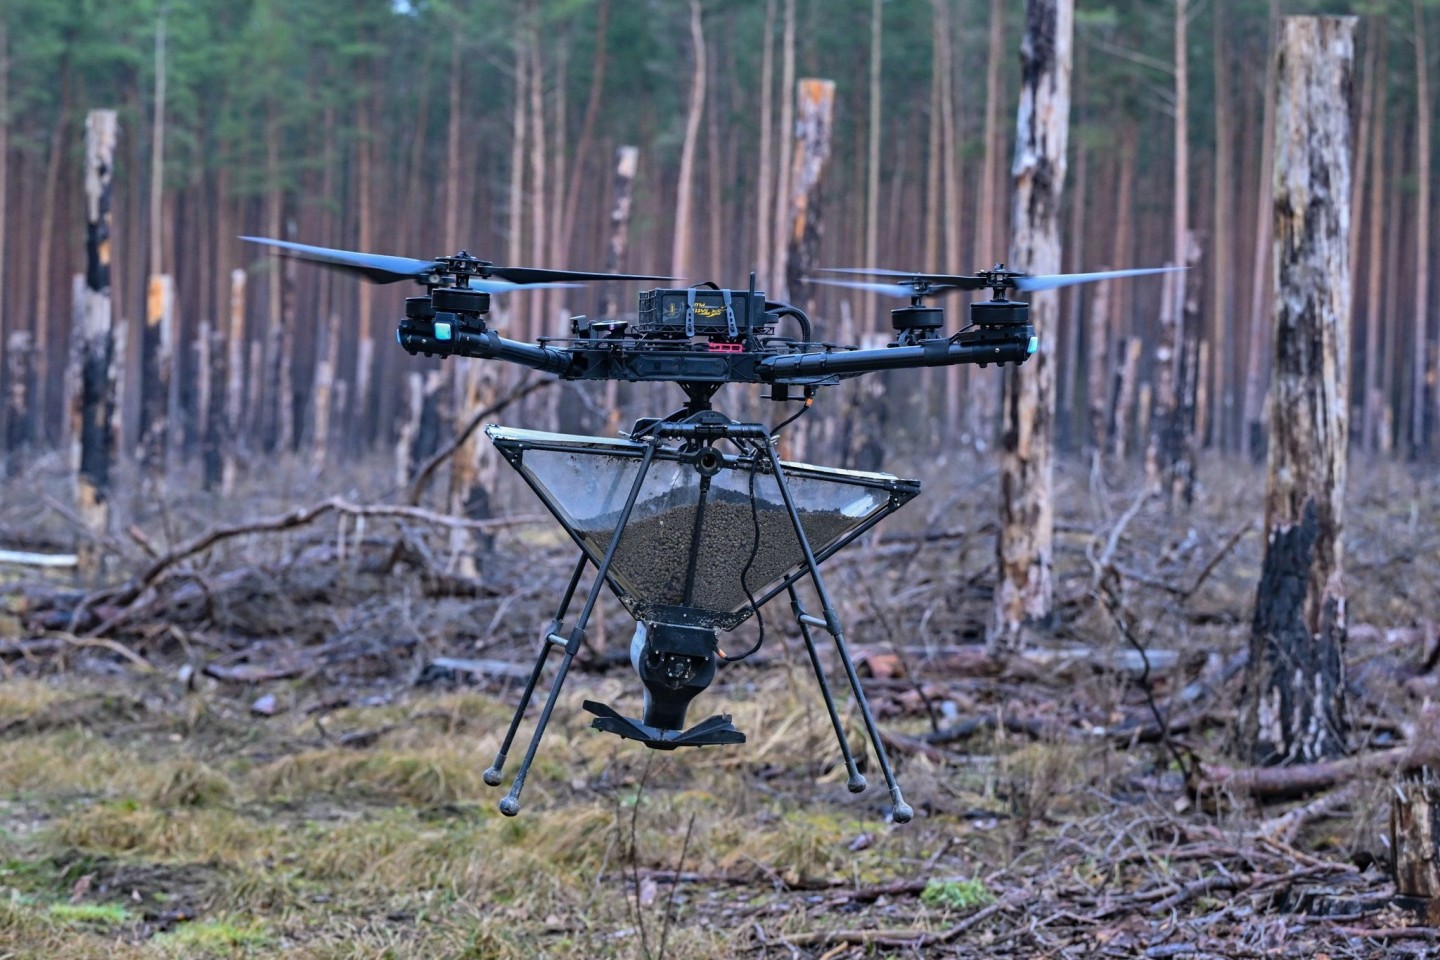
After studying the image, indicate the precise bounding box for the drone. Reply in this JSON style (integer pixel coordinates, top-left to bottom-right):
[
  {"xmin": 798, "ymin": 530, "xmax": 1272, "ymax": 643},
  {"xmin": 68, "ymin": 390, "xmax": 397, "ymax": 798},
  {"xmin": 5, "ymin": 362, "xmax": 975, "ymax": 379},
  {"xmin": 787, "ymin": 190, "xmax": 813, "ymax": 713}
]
[{"xmin": 245, "ymin": 236, "xmax": 1173, "ymax": 823}]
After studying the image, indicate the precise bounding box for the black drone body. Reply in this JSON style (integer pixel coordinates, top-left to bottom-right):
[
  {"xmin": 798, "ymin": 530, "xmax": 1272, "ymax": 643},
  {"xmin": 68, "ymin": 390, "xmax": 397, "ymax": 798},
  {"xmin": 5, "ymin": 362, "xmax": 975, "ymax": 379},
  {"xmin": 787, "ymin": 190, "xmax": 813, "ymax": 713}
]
[{"xmin": 245, "ymin": 236, "xmax": 1174, "ymax": 823}]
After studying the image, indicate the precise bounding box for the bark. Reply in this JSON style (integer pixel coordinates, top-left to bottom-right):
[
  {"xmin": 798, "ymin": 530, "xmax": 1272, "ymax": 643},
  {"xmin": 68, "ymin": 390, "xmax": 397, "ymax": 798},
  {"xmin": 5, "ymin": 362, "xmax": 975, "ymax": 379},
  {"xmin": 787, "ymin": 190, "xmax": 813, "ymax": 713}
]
[
  {"xmin": 505, "ymin": 25, "xmax": 527, "ymax": 341},
  {"xmin": 0, "ymin": 22, "xmax": 9, "ymax": 385},
  {"xmin": 138, "ymin": 274, "xmax": 174, "ymax": 480},
  {"xmin": 222, "ymin": 268, "xmax": 245, "ymax": 495},
  {"xmin": 34, "ymin": 82, "xmax": 70, "ymax": 443},
  {"xmin": 526, "ymin": 14, "xmax": 547, "ymax": 345},
  {"xmin": 770, "ymin": 0, "xmax": 796, "ymax": 302},
  {"xmin": 202, "ymin": 317, "xmax": 224, "ymax": 491},
  {"xmin": 992, "ymin": 0, "xmax": 1071, "ymax": 651},
  {"xmin": 599, "ymin": 146, "xmax": 639, "ymax": 317},
  {"xmin": 1242, "ymin": 0, "xmax": 1282, "ymax": 462},
  {"xmin": 1413, "ymin": 0, "xmax": 1433, "ymax": 455},
  {"xmin": 561, "ymin": 0, "xmax": 609, "ymax": 262},
  {"xmin": 1085, "ymin": 275, "xmax": 1111, "ymax": 453},
  {"xmin": 76, "ymin": 110, "xmax": 119, "ymax": 583},
  {"xmin": 1391, "ymin": 768, "xmax": 1440, "ymax": 916},
  {"xmin": 1109, "ymin": 337, "xmax": 1141, "ymax": 463},
  {"xmin": 1211, "ymin": 2, "xmax": 1233, "ymax": 451},
  {"xmin": 1239, "ymin": 16, "xmax": 1356, "ymax": 767},
  {"xmin": 755, "ymin": 0, "xmax": 776, "ymax": 292},
  {"xmin": 671, "ymin": 0, "xmax": 706, "ymax": 279},
  {"xmin": 444, "ymin": 35, "xmax": 463, "ymax": 254},
  {"xmin": 781, "ymin": 79, "xmax": 837, "ymax": 313},
  {"xmin": 1362, "ymin": 29, "xmax": 1389, "ymax": 454},
  {"xmin": 354, "ymin": 91, "xmax": 376, "ymax": 448},
  {"xmin": 863, "ymin": 0, "xmax": 882, "ymax": 337},
  {"xmin": 923, "ymin": 47, "xmax": 942, "ymax": 275},
  {"xmin": 149, "ymin": 8, "xmax": 166, "ymax": 275},
  {"xmin": 310, "ymin": 310, "xmax": 338, "ymax": 472},
  {"xmin": 3, "ymin": 331, "xmax": 29, "ymax": 474},
  {"xmin": 936, "ymin": 0, "xmax": 963, "ymax": 436}
]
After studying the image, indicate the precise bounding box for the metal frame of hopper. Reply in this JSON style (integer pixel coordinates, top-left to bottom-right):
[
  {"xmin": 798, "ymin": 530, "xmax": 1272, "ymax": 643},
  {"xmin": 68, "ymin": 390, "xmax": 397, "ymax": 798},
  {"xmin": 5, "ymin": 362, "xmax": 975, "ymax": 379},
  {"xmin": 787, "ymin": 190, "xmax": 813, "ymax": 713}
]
[{"xmin": 480, "ymin": 416, "xmax": 923, "ymax": 822}]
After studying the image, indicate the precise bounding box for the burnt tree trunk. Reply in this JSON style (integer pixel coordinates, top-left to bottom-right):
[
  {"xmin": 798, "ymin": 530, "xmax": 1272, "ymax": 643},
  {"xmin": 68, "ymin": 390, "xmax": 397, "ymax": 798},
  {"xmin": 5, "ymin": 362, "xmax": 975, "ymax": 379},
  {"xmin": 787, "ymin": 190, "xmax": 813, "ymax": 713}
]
[
  {"xmin": 138, "ymin": 274, "xmax": 173, "ymax": 483},
  {"xmin": 992, "ymin": 0, "xmax": 1071, "ymax": 651},
  {"xmin": 3, "ymin": 331, "xmax": 30, "ymax": 475},
  {"xmin": 75, "ymin": 110, "xmax": 119, "ymax": 582},
  {"xmin": 1239, "ymin": 16, "xmax": 1356, "ymax": 767}
]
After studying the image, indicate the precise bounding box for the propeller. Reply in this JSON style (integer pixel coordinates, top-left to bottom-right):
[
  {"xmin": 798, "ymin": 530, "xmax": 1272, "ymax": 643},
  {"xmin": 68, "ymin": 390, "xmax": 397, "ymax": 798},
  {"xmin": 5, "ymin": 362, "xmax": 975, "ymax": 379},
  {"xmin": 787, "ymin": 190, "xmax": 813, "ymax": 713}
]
[
  {"xmin": 808, "ymin": 264, "xmax": 1181, "ymax": 296},
  {"xmin": 241, "ymin": 237, "xmax": 677, "ymax": 289}
]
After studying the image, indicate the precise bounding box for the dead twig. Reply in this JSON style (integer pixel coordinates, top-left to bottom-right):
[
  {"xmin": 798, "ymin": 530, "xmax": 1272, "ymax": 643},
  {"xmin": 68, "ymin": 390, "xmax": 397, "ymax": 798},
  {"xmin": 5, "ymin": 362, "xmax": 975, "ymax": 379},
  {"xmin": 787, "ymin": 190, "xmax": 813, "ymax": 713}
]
[
  {"xmin": 777, "ymin": 890, "xmax": 1021, "ymax": 949},
  {"xmin": 405, "ymin": 377, "xmax": 550, "ymax": 505}
]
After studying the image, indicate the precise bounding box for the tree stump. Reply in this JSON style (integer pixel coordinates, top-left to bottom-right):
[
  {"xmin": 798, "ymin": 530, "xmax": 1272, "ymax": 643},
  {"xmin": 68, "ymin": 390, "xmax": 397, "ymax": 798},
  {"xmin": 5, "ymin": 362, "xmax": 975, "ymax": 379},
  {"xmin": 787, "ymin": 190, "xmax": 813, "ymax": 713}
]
[{"xmin": 1392, "ymin": 768, "xmax": 1440, "ymax": 923}]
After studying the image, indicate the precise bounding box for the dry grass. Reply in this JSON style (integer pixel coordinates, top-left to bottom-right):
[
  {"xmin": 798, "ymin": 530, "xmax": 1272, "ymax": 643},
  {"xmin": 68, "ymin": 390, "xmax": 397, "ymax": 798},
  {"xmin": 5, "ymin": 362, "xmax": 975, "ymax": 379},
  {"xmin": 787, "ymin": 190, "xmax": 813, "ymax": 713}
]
[{"xmin": 0, "ymin": 456, "xmax": 1435, "ymax": 957}]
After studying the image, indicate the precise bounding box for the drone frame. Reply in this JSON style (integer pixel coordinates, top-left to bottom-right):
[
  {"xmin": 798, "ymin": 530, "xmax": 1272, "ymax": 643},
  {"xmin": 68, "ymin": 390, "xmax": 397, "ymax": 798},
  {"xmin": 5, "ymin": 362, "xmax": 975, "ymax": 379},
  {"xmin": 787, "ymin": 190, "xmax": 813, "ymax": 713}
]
[{"xmin": 480, "ymin": 411, "xmax": 917, "ymax": 822}]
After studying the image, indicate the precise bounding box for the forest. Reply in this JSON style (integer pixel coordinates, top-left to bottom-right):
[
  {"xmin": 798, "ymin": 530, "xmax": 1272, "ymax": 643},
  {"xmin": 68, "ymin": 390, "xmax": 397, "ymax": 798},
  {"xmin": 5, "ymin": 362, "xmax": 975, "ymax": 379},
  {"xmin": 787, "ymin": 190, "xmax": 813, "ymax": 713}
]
[
  {"xmin": 0, "ymin": 0, "xmax": 1434, "ymax": 463},
  {"xmin": 0, "ymin": 0, "xmax": 1438, "ymax": 958}
]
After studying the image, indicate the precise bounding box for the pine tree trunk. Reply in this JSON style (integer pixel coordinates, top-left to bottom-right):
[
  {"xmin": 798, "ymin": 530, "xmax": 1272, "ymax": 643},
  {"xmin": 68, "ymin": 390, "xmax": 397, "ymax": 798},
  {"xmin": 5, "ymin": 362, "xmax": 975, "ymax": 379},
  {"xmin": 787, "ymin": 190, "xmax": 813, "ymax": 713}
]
[
  {"xmin": 1211, "ymin": 2, "xmax": 1234, "ymax": 452},
  {"xmin": 782, "ymin": 79, "xmax": 836, "ymax": 311},
  {"xmin": 1412, "ymin": 0, "xmax": 1432, "ymax": 456},
  {"xmin": 1363, "ymin": 26, "xmax": 1389, "ymax": 454},
  {"xmin": 561, "ymin": 0, "xmax": 609, "ymax": 262},
  {"xmin": 34, "ymin": 89, "xmax": 69, "ymax": 445},
  {"xmin": 0, "ymin": 21, "xmax": 9, "ymax": 391},
  {"xmin": 353, "ymin": 92, "xmax": 376, "ymax": 450},
  {"xmin": 505, "ymin": 27, "xmax": 528, "ymax": 342},
  {"xmin": 138, "ymin": 274, "xmax": 174, "ymax": 482},
  {"xmin": 1243, "ymin": 0, "xmax": 1282, "ymax": 462},
  {"xmin": 599, "ymin": 146, "xmax": 639, "ymax": 318},
  {"xmin": 310, "ymin": 310, "xmax": 338, "ymax": 472},
  {"xmin": 671, "ymin": 0, "xmax": 706, "ymax": 279},
  {"xmin": 992, "ymin": 0, "xmax": 1071, "ymax": 651},
  {"xmin": 222, "ymin": 268, "xmax": 246, "ymax": 495},
  {"xmin": 864, "ymin": 0, "xmax": 882, "ymax": 340},
  {"xmin": 1086, "ymin": 276, "xmax": 1111, "ymax": 455},
  {"xmin": 202, "ymin": 318, "xmax": 225, "ymax": 490},
  {"xmin": 769, "ymin": 0, "xmax": 796, "ymax": 302},
  {"xmin": 3, "ymin": 331, "xmax": 29, "ymax": 475},
  {"xmin": 965, "ymin": 0, "xmax": 1004, "ymax": 446},
  {"xmin": 1109, "ymin": 337, "xmax": 1141, "ymax": 461},
  {"xmin": 755, "ymin": 0, "xmax": 776, "ymax": 293},
  {"xmin": 1240, "ymin": 16, "xmax": 1356, "ymax": 767},
  {"xmin": 75, "ymin": 110, "xmax": 119, "ymax": 583}
]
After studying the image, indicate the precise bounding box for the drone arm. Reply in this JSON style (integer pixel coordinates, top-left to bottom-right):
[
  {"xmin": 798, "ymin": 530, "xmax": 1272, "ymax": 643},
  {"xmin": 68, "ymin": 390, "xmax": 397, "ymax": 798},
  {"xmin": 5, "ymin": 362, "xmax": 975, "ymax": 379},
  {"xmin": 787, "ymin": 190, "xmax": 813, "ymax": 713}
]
[
  {"xmin": 759, "ymin": 335, "xmax": 1033, "ymax": 381},
  {"xmin": 398, "ymin": 326, "xmax": 576, "ymax": 377}
]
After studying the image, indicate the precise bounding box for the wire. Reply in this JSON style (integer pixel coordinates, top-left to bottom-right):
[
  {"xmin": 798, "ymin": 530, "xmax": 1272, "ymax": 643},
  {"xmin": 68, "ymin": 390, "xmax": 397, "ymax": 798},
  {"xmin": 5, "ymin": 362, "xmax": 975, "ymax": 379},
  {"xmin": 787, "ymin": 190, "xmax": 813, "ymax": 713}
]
[
  {"xmin": 719, "ymin": 454, "xmax": 767, "ymax": 664},
  {"xmin": 769, "ymin": 393, "xmax": 814, "ymax": 436}
]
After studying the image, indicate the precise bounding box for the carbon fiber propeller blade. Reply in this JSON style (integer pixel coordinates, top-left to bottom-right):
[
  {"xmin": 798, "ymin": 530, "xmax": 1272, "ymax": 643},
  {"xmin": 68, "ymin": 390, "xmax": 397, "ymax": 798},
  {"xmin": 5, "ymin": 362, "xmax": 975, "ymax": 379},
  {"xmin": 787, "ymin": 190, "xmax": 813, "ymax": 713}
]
[
  {"xmin": 1011, "ymin": 266, "xmax": 1183, "ymax": 292},
  {"xmin": 806, "ymin": 277, "xmax": 966, "ymax": 297},
  {"xmin": 242, "ymin": 236, "xmax": 678, "ymax": 286},
  {"xmin": 242, "ymin": 236, "xmax": 440, "ymax": 284}
]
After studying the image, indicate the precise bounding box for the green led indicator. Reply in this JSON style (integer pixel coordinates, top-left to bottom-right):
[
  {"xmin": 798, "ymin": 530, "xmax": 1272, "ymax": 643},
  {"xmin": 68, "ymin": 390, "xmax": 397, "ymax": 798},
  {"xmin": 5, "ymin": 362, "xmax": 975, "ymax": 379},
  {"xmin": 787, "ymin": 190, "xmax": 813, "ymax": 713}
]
[
  {"xmin": 1027, "ymin": 336, "xmax": 1038, "ymax": 355},
  {"xmin": 435, "ymin": 322, "xmax": 453, "ymax": 341}
]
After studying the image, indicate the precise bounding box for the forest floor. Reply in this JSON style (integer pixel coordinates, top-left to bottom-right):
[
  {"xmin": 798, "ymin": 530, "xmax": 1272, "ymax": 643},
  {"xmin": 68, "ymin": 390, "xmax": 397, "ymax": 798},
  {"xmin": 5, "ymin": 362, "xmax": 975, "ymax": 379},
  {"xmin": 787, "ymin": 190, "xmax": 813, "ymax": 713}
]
[{"xmin": 0, "ymin": 447, "xmax": 1437, "ymax": 959}]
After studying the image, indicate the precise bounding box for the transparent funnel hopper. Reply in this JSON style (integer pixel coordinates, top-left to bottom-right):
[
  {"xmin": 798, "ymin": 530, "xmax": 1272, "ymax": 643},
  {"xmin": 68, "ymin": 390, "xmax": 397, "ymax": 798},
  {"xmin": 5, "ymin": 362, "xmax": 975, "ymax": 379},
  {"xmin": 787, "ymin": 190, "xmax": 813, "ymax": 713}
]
[{"xmin": 488, "ymin": 427, "xmax": 920, "ymax": 630}]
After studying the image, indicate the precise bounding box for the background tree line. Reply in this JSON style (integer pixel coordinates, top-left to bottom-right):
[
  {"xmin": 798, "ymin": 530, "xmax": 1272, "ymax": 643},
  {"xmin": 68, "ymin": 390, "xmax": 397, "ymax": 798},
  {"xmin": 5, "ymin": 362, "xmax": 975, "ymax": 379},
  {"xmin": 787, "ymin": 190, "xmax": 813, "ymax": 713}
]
[{"xmin": 0, "ymin": 0, "xmax": 1436, "ymax": 476}]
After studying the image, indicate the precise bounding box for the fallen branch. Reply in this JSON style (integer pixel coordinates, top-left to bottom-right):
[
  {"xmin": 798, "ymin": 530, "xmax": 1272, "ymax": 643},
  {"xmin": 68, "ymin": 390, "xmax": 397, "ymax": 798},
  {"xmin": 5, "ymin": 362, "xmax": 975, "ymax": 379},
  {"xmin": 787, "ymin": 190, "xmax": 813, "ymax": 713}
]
[
  {"xmin": 80, "ymin": 498, "xmax": 542, "ymax": 636},
  {"xmin": 0, "ymin": 549, "xmax": 77, "ymax": 569},
  {"xmin": 1197, "ymin": 737, "xmax": 1440, "ymax": 800},
  {"xmin": 776, "ymin": 890, "xmax": 1021, "ymax": 949},
  {"xmin": 406, "ymin": 376, "xmax": 551, "ymax": 506}
]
